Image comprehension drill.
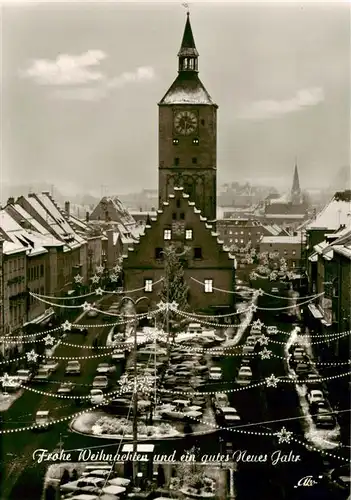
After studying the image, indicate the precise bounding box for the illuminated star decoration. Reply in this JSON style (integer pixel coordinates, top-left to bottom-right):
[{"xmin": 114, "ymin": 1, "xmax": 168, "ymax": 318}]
[
  {"xmin": 92, "ymin": 424, "xmax": 103, "ymax": 435},
  {"xmin": 26, "ymin": 349, "xmax": 39, "ymax": 363},
  {"xmin": 110, "ymin": 273, "xmax": 118, "ymax": 282},
  {"xmin": 96, "ymin": 265, "xmax": 104, "ymax": 274},
  {"xmin": 276, "ymin": 426, "xmax": 293, "ymax": 444},
  {"xmin": 257, "ymin": 334, "xmax": 269, "ymax": 346},
  {"xmin": 95, "ymin": 287, "xmax": 104, "ymax": 296},
  {"xmin": 91, "ymin": 274, "xmax": 100, "ymax": 284},
  {"xmin": 257, "ymin": 288, "xmax": 264, "ymax": 297},
  {"xmin": 62, "ymin": 320, "xmax": 72, "ymax": 332},
  {"xmin": 82, "ymin": 301, "xmax": 92, "ymax": 312},
  {"xmin": 249, "ymin": 304, "xmax": 257, "ymax": 313},
  {"xmin": 260, "ymin": 347, "xmax": 272, "ymax": 360},
  {"xmin": 74, "ymin": 274, "xmax": 83, "ymax": 284},
  {"xmin": 266, "ymin": 374, "xmax": 280, "ymax": 388},
  {"xmin": 44, "ymin": 334, "xmax": 55, "ymax": 346},
  {"xmin": 249, "ymin": 272, "xmax": 257, "ymax": 281},
  {"xmin": 252, "ymin": 319, "xmax": 263, "ymax": 328},
  {"xmin": 0, "ymin": 373, "xmax": 16, "ymax": 388}
]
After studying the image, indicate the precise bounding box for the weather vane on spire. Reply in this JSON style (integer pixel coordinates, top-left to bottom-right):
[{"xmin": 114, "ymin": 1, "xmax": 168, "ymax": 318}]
[{"xmin": 182, "ymin": 2, "xmax": 190, "ymax": 15}]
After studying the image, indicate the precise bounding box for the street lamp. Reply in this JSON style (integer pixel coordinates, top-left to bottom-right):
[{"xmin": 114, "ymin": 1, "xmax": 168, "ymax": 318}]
[{"xmin": 119, "ymin": 294, "xmax": 149, "ymax": 485}]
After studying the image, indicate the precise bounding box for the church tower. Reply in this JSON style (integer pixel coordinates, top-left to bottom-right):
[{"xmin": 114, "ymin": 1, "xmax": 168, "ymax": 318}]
[
  {"xmin": 158, "ymin": 13, "xmax": 217, "ymax": 221},
  {"xmin": 291, "ymin": 162, "xmax": 302, "ymax": 205}
]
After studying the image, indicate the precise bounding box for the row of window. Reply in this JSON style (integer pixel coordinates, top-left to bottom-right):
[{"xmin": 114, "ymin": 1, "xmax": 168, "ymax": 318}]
[
  {"xmin": 28, "ymin": 264, "xmax": 44, "ymax": 282},
  {"xmin": 224, "ymin": 230, "xmax": 261, "ymax": 236},
  {"xmin": 7, "ymin": 257, "xmax": 25, "ymax": 273},
  {"xmin": 173, "ymin": 157, "xmax": 198, "ymax": 166},
  {"xmin": 173, "ymin": 138, "xmax": 200, "ymax": 146},
  {"xmin": 164, "ymin": 228, "xmax": 193, "ymax": 240},
  {"xmin": 9, "ymin": 303, "xmax": 23, "ymax": 325},
  {"xmin": 144, "ymin": 278, "xmax": 213, "ymax": 293}
]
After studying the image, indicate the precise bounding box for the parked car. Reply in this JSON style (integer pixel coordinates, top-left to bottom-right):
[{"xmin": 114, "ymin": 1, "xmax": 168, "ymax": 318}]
[
  {"xmin": 295, "ymin": 362, "xmax": 311, "ymax": 377},
  {"xmin": 212, "ymin": 393, "xmax": 229, "ymax": 409},
  {"xmin": 242, "ymin": 344, "xmax": 255, "ymax": 355},
  {"xmin": 266, "ymin": 326, "xmax": 278, "ymax": 335},
  {"xmin": 41, "ymin": 360, "xmax": 59, "ymax": 373},
  {"xmin": 65, "ymin": 360, "xmax": 81, "ymax": 375},
  {"xmin": 57, "ymin": 382, "xmax": 74, "ymax": 394},
  {"xmin": 305, "ymin": 372, "xmax": 323, "ymax": 389},
  {"xmin": 307, "ymin": 389, "xmax": 325, "ymax": 405},
  {"xmin": 236, "ymin": 366, "xmax": 252, "ymax": 385},
  {"xmin": 314, "ymin": 408, "xmax": 336, "ymax": 429},
  {"xmin": 33, "ymin": 368, "xmax": 50, "ymax": 383},
  {"xmin": 208, "ymin": 367, "xmax": 222, "ymax": 381},
  {"xmin": 111, "ymin": 349, "xmax": 125, "ymax": 362},
  {"xmin": 92, "ymin": 376, "xmax": 108, "ymax": 390},
  {"xmin": 245, "ymin": 336, "xmax": 257, "ymax": 346},
  {"xmin": 216, "ymin": 407, "xmax": 241, "ymax": 426},
  {"xmin": 16, "ymin": 369, "xmax": 31, "ymax": 384},
  {"xmin": 96, "ymin": 363, "xmax": 116, "ymax": 375},
  {"xmin": 60, "ymin": 476, "xmax": 106, "ymax": 494},
  {"xmin": 34, "ymin": 410, "xmax": 52, "ymax": 430},
  {"xmin": 90, "ymin": 389, "xmax": 104, "ymax": 405}
]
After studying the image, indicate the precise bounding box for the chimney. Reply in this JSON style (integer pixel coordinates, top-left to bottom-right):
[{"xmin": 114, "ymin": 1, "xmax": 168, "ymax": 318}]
[
  {"xmin": 151, "ymin": 206, "xmax": 155, "ymax": 212},
  {"xmin": 64, "ymin": 201, "xmax": 70, "ymax": 217},
  {"xmin": 86, "ymin": 212, "xmax": 90, "ymax": 223},
  {"xmin": 7, "ymin": 197, "xmax": 15, "ymax": 205}
]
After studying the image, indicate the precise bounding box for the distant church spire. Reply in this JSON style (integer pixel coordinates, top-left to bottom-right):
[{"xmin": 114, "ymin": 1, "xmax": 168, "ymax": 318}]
[
  {"xmin": 291, "ymin": 160, "xmax": 302, "ymax": 205},
  {"xmin": 178, "ymin": 12, "xmax": 199, "ymax": 73}
]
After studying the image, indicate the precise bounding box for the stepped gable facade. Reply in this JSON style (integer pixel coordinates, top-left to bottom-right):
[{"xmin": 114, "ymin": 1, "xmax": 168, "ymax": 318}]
[{"xmin": 122, "ymin": 187, "xmax": 236, "ymax": 312}]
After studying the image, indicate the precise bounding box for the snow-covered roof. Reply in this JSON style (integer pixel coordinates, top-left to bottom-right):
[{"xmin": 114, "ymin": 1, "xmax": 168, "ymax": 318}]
[
  {"xmin": 3, "ymin": 240, "xmax": 27, "ymax": 256},
  {"xmin": 12, "ymin": 204, "xmax": 48, "ymax": 234},
  {"xmin": 159, "ymin": 73, "xmax": 215, "ymax": 106},
  {"xmin": 264, "ymin": 213, "xmax": 305, "ymax": 219},
  {"xmin": 0, "ymin": 210, "xmax": 63, "ymax": 253},
  {"xmin": 260, "ymin": 235, "xmax": 301, "ymax": 244},
  {"xmin": 263, "ymin": 224, "xmax": 282, "ymax": 236},
  {"xmin": 307, "ymin": 197, "xmax": 351, "ymax": 230}
]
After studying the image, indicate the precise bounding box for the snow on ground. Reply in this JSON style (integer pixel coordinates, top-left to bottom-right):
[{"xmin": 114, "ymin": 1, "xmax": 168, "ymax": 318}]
[
  {"xmin": 223, "ymin": 290, "xmax": 259, "ymax": 347},
  {"xmin": 284, "ymin": 329, "xmax": 340, "ymax": 450},
  {"xmin": 0, "ymin": 390, "xmax": 24, "ymax": 411}
]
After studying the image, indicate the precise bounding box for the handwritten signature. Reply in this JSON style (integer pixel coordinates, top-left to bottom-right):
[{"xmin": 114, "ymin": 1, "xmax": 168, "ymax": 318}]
[{"xmin": 294, "ymin": 475, "xmax": 322, "ymax": 488}]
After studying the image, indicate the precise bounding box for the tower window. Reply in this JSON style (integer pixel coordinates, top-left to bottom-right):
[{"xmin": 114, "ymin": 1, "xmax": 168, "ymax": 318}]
[
  {"xmin": 204, "ymin": 279, "xmax": 213, "ymax": 293},
  {"xmin": 176, "ymin": 199, "xmax": 181, "ymax": 208},
  {"xmin": 174, "ymin": 157, "xmax": 180, "ymax": 166},
  {"xmin": 201, "ymin": 119, "xmax": 205, "ymax": 126},
  {"xmin": 173, "ymin": 138, "xmax": 179, "ymax": 145},
  {"xmin": 180, "ymin": 212, "xmax": 185, "ymax": 220},
  {"xmin": 164, "ymin": 229, "xmax": 172, "ymax": 240},
  {"xmin": 155, "ymin": 247, "xmax": 163, "ymax": 259},
  {"xmin": 144, "ymin": 279, "xmax": 153, "ymax": 293},
  {"xmin": 194, "ymin": 247, "xmax": 202, "ymax": 259},
  {"xmin": 185, "ymin": 229, "xmax": 193, "ymax": 240},
  {"xmin": 193, "ymin": 138, "xmax": 199, "ymax": 145},
  {"xmin": 192, "ymin": 157, "xmax": 197, "ymax": 164},
  {"xmin": 172, "ymin": 212, "xmax": 177, "ymax": 220}
]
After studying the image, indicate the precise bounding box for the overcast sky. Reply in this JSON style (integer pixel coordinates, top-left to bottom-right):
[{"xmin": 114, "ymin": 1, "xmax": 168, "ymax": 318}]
[{"xmin": 1, "ymin": 1, "xmax": 350, "ymax": 196}]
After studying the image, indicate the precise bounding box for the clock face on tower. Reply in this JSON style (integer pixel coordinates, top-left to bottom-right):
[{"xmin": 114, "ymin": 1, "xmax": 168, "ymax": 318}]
[{"xmin": 174, "ymin": 110, "xmax": 198, "ymax": 135}]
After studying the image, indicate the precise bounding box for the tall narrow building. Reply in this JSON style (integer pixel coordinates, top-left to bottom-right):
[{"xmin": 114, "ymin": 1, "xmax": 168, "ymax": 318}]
[{"xmin": 158, "ymin": 13, "xmax": 217, "ymax": 221}]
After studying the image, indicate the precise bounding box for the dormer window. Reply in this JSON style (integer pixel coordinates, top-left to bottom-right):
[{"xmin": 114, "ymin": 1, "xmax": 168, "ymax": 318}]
[{"xmin": 164, "ymin": 229, "xmax": 172, "ymax": 240}]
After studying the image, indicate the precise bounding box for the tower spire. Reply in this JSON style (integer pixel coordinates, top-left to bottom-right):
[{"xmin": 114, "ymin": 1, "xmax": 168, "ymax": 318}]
[
  {"xmin": 291, "ymin": 160, "xmax": 302, "ymax": 204},
  {"xmin": 178, "ymin": 12, "xmax": 199, "ymax": 73}
]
